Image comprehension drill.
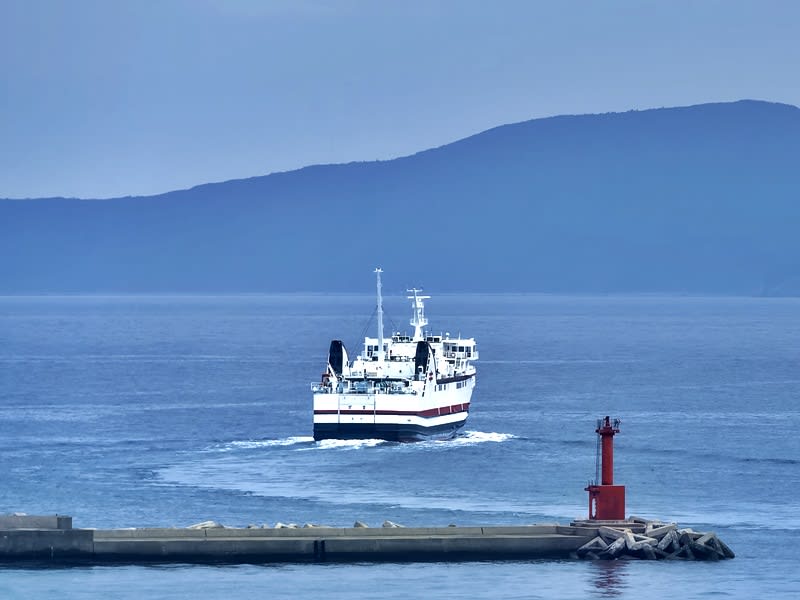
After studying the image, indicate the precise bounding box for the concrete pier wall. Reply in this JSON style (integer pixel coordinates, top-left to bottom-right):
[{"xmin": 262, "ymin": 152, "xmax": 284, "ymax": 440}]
[
  {"xmin": 92, "ymin": 525, "xmax": 593, "ymax": 562},
  {"xmin": 0, "ymin": 521, "xmax": 594, "ymax": 564},
  {"xmin": 0, "ymin": 529, "xmax": 93, "ymax": 559}
]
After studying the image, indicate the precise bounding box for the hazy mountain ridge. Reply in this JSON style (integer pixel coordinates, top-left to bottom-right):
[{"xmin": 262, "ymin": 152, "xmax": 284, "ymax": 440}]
[{"xmin": 2, "ymin": 100, "xmax": 799, "ymax": 294}]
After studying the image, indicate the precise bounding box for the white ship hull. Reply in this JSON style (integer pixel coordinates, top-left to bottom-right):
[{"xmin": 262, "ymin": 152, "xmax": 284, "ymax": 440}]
[{"xmin": 313, "ymin": 373, "xmax": 475, "ymax": 441}]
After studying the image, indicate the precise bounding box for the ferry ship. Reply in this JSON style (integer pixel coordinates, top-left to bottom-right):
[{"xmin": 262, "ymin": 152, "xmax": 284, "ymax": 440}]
[{"xmin": 311, "ymin": 269, "xmax": 478, "ymax": 441}]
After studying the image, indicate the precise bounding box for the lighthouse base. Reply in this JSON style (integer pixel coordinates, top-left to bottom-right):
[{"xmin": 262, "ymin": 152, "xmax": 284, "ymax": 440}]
[{"xmin": 586, "ymin": 485, "xmax": 626, "ymax": 521}]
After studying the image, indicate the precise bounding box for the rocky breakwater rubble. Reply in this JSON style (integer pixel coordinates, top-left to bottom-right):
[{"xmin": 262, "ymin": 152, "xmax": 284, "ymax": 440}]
[{"xmin": 572, "ymin": 517, "xmax": 735, "ymax": 561}]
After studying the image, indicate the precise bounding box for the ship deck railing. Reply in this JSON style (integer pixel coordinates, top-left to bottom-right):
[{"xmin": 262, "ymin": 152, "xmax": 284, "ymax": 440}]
[{"xmin": 311, "ymin": 383, "xmax": 417, "ymax": 395}]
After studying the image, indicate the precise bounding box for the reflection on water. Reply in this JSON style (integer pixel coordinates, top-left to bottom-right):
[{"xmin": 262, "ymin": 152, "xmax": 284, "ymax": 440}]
[{"xmin": 589, "ymin": 560, "xmax": 628, "ymax": 597}]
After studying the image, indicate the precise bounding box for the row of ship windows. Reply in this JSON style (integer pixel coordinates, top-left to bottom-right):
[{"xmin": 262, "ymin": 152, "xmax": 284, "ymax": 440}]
[
  {"xmin": 436, "ymin": 380, "xmax": 469, "ymax": 391},
  {"xmin": 366, "ymin": 344, "xmax": 476, "ymax": 353},
  {"xmin": 445, "ymin": 345, "xmax": 475, "ymax": 353}
]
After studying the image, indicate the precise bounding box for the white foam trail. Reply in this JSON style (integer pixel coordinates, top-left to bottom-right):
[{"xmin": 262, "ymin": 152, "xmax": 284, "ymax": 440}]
[
  {"xmin": 209, "ymin": 436, "xmax": 314, "ymax": 452},
  {"xmin": 301, "ymin": 438, "xmax": 386, "ymax": 451},
  {"xmin": 206, "ymin": 432, "xmax": 512, "ymax": 454},
  {"xmin": 448, "ymin": 431, "xmax": 516, "ymax": 445},
  {"xmin": 298, "ymin": 432, "xmax": 514, "ymax": 451},
  {"xmin": 231, "ymin": 436, "xmax": 315, "ymax": 449}
]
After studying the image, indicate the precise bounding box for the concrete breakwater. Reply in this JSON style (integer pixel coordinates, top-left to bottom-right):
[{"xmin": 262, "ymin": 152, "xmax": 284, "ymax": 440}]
[
  {"xmin": 0, "ymin": 515, "xmax": 733, "ymax": 564},
  {"xmin": 1, "ymin": 515, "xmax": 593, "ymax": 563}
]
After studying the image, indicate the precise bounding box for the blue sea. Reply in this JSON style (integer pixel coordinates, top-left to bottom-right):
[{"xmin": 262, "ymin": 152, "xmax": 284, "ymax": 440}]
[{"xmin": 1, "ymin": 294, "xmax": 798, "ymax": 599}]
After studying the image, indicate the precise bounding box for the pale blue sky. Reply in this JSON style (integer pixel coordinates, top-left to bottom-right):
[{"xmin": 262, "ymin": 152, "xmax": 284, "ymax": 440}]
[{"xmin": 1, "ymin": 0, "xmax": 798, "ymax": 198}]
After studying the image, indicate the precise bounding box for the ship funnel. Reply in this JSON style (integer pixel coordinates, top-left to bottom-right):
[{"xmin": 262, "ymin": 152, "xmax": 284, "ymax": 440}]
[{"xmin": 328, "ymin": 340, "xmax": 347, "ymax": 376}]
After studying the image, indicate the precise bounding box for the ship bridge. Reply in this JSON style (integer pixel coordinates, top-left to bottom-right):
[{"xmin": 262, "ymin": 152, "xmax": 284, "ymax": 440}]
[{"xmin": 442, "ymin": 339, "xmax": 479, "ymax": 361}]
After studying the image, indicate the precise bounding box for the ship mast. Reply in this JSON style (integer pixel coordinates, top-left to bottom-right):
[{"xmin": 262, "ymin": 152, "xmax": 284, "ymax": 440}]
[
  {"xmin": 375, "ymin": 268, "xmax": 385, "ymax": 363},
  {"xmin": 407, "ymin": 288, "xmax": 430, "ymax": 341}
]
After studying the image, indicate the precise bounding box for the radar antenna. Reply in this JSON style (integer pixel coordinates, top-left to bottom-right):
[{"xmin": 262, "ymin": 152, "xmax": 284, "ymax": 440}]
[{"xmin": 407, "ymin": 288, "xmax": 431, "ymax": 341}]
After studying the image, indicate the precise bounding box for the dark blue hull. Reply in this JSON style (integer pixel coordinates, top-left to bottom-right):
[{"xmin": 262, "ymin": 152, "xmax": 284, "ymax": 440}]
[{"xmin": 313, "ymin": 419, "xmax": 467, "ymax": 442}]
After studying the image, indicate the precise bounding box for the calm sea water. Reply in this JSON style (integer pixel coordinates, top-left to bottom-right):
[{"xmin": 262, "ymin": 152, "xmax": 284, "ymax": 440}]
[{"xmin": 0, "ymin": 294, "xmax": 798, "ymax": 599}]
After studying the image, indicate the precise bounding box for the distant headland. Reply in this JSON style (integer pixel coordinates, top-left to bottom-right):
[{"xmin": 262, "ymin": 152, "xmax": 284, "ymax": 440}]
[{"xmin": 1, "ymin": 100, "xmax": 799, "ymax": 295}]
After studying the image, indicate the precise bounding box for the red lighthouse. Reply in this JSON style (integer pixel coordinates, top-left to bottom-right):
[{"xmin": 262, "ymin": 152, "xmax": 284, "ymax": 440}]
[{"xmin": 585, "ymin": 416, "xmax": 625, "ymax": 521}]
